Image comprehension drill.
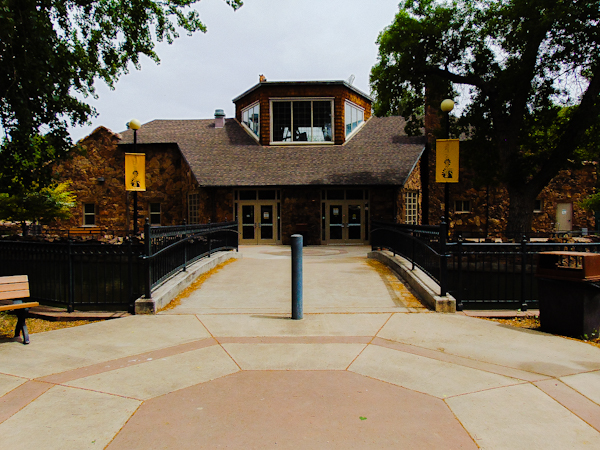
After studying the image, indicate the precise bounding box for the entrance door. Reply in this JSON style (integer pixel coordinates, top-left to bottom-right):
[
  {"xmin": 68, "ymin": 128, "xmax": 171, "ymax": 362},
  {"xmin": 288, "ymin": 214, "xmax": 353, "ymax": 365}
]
[
  {"xmin": 326, "ymin": 202, "xmax": 364, "ymax": 243},
  {"xmin": 556, "ymin": 203, "xmax": 573, "ymax": 231},
  {"xmin": 239, "ymin": 203, "xmax": 278, "ymax": 244}
]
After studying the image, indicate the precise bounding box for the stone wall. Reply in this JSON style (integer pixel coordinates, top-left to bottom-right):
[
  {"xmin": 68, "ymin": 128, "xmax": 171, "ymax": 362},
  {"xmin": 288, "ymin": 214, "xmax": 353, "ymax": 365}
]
[
  {"xmin": 281, "ymin": 187, "xmax": 321, "ymax": 245},
  {"xmin": 370, "ymin": 187, "xmax": 397, "ymax": 223},
  {"xmin": 396, "ymin": 159, "xmax": 422, "ymax": 223},
  {"xmin": 54, "ymin": 126, "xmax": 199, "ymax": 231},
  {"xmin": 423, "ymin": 153, "xmax": 597, "ymax": 236}
]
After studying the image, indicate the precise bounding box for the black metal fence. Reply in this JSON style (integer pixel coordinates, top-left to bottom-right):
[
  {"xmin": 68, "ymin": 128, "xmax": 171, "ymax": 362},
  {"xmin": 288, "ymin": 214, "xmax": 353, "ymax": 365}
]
[
  {"xmin": 0, "ymin": 221, "xmax": 238, "ymax": 312},
  {"xmin": 371, "ymin": 221, "xmax": 600, "ymax": 310},
  {"xmin": 142, "ymin": 221, "xmax": 238, "ymax": 297},
  {"xmin": 0, "ymin": 239, "xmax": 145, "ymax": 311}
]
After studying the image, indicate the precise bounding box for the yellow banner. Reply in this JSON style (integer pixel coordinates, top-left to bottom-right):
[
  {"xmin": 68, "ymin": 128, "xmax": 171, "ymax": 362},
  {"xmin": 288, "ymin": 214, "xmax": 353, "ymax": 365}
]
[
  {"xmin": 436, "ymin": 139, "xmax": 460, "ymax": 183},
  {"xmin": 125, "ymin": 153, "xmax": 146, "ymax": 191}
]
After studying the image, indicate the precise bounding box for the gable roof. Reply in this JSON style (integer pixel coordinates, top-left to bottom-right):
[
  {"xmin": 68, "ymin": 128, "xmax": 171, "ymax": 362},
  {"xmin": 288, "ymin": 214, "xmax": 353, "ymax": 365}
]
[{"xmin": 119, "ymin": 116, "xmax": 425, "ymax": 187}]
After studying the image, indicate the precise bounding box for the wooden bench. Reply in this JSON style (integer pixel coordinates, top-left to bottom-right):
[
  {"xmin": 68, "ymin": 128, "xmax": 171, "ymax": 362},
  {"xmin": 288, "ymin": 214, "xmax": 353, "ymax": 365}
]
[
  {"xmin": 0, "ymin": 275, "xmax": 39, "ymax": 344},
  {"xmin": 68, "ymin": 227, "xmax": 102, "ymax": 237}
]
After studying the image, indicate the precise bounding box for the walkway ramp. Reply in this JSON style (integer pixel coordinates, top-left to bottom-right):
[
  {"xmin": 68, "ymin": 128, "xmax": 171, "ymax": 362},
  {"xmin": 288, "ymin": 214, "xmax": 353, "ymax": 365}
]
[{"xmin": 161, "ymin": 246, "xmax": 425, "ymax": 315}]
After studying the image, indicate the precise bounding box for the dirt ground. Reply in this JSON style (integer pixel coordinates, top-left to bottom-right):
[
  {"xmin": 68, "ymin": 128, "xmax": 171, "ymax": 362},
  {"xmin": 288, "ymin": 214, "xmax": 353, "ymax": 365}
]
[{"xmin": 484, "ymin": 316, "xmax": 600, "ymax": 349}]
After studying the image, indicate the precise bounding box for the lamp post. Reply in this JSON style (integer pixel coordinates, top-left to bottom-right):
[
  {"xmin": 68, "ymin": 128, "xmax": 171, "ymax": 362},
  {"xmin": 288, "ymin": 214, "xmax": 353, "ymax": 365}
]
[
  {"xmin": 440, "ymin": 99, "xmax": 454, "ymax": 223},
  {"xmin": 127, "ymin": 119, "xmax": 141, "ymax": 234}
]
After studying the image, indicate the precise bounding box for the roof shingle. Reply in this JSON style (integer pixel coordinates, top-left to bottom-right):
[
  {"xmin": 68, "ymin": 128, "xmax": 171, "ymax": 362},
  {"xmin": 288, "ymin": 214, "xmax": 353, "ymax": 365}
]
[{"xmin": 119, "ymin": 116, "xmax": 425, "ymax": 187}]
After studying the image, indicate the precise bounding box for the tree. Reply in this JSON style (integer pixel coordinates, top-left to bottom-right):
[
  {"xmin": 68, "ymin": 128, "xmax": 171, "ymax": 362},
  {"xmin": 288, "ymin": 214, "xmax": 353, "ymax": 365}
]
[
  {"xmin": 0, "ymin": 181, "xmax": 76, "ymax": 235},
  {"xmin": 371, "ymin": 0, "xmax": 600, "ymax": 233},
  {"xmin": 0, "ymin": 0, "xmax": 242, "ymax": 196}
]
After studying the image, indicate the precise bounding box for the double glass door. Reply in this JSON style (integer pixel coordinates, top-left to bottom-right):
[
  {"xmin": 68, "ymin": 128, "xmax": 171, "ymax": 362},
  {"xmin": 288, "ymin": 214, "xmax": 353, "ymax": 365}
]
[
  {"xmin": 240, "ymin": 202, "xmax": 278, "ymax": 244},
  {"xmin": 326, "ymin": 202, "xmax": 365, "ymax": 243}
]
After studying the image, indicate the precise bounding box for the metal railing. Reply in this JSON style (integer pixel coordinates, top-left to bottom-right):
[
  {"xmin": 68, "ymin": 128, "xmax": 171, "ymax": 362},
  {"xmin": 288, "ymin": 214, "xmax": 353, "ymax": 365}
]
[
  {"xmin": 142, "ymin": 221, "xmax": 238, "ymax": 298},
  {"xmin": 370, "ymin": 221, "xmax": 600, "ymax": 310},
  {"xmin": 0, "ymin": 239, "xmax": 145, "ymax": 312},
  {"xmin": 371, "ymin": 220, "xmax": 447, "ymax": 294},
  {"xmin": 0, "ymin": 220, "xmax": 238, "ymax": 312},
  {"xmin": 448, "ymin": 239, "xmax": 600, "ymax": 310}
]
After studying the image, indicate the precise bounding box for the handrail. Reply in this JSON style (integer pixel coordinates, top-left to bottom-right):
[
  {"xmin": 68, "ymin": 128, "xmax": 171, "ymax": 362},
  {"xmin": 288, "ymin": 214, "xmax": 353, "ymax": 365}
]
[{"xmin": 142, "ymin": 228, "xmax": 239, "ymax": 261}]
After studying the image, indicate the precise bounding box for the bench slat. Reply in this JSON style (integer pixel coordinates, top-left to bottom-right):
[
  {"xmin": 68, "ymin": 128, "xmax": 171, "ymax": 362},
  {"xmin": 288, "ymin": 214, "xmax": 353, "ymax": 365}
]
[
  {"xmin": 0, "ymin": 302, "xmax": 39, "ymax": 312},
  {"xmin": 0, "ymin": 275, "xmax": 28, "ymax": 284},
  {"xmin": 0, "ymin": 281, "xmax": 29, "ymax": 293},
  {"xmin": 0, "ymin": 289, "xmax": 30, "ymax": 301}
]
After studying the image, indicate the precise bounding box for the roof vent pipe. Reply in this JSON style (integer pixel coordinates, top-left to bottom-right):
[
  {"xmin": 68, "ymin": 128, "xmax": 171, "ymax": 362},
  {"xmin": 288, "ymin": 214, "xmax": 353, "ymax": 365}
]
[{"xmin": 214, "ymin": 109, "xmax": 225, "ymax": 128}]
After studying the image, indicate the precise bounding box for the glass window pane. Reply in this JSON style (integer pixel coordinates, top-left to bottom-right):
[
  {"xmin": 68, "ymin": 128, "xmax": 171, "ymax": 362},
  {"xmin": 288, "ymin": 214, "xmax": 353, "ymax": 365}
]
[
  {"xmin": 327, "ymin": 189, "xmax": 344, "ymax": 200},
  {"xmin": 272, "ymin": 102, "xmax": 292, "ymax": 142},
  {"xmin": 239, "ymin": 190, "xmax": 257, "ymax": 200},
  {"xmin": 345, "ymin": 103, "xmax": 352, "ymax": 135},
  {"xmin": 312, "ymin": 101, "xmax": 332, "ymax": 142},
  {"xmin": 251, "ymin": 105, "xmax": 259, "ymax": 136},
  {"xmin": 84, "ymin": 203, "xmax": 95, "ymax": 214},
  {"xmin": 293, "ymin": 101, "xmax": 311, "ymax": 142},
  {"xmin": 346, "ymin": 189, "xmax": 363, "ymax": 200},
  {"xmin": 258, "ymin": 190, "xmax": 276, "ymax": 200}
]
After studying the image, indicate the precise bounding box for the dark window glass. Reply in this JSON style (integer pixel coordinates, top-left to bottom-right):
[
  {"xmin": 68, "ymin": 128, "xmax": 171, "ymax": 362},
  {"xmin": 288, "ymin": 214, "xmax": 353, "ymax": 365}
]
[
  {"xmin": 327, "ymin": 190, "xmax": 344, "ymax": 200},
  {"xmin": 150, "ymin": 203, "xmax": 161, "ymax": 225},
  {"xmin": 258, "ymin": 190, "xmax": 276, "ymax": 200},
  {"xmin": 239, "ymin": 190, "xmax": 257, "ymax": 200},
  {"xmin": 83, "ymin": 203, "xmax": 95, "ymax": 225},
  {"xmin": 272, "ymin": 102, "xmax": 292, "ymax": 142},
  {"xmin": 293, "ymin": 101, "xmax": 311, "ymax": 141},
  {"xmin": 312, "ymin": 101, "xmax": 332, "ymax": 141},
  {"xmin": 346, "ymin": 189, "xmax": 363, "ymax": 200}
]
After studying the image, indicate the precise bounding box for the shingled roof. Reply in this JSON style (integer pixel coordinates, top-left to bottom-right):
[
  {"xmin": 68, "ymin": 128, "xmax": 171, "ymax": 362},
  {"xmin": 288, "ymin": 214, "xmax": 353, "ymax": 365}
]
[{"xmin": 119, "ymin": 116, "xmax": 425, "ymax": 187}]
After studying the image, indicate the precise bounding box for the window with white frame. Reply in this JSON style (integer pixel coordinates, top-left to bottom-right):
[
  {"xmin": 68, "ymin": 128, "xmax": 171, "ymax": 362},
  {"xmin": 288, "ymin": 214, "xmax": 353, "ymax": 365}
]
[
  {"xmin": 188, "ymin": 193, "xmax": 200, "ymax": 224},
  {"xmin": 83, "ymin": 203, "xmax": 96, "ymax": 225},
  {"xmin": 271, "ymin": 99, "xmax": 333, "ymax": 143},
  {"xmin": 534, "ymin": 199, "xmax": 543, "ymax": 213},
  {"xmin": 455, "ymin": 200, "xmax": 471, "ymax": 213},
  {"xmin": 345, "ymin": 101, "xmax": 364, "ymax": 137},
  {"xmin": 242, "ymin": 102, "xmax": 259, "ymax": 138},
  {"xmin": 150, "ymin": 203, "xmax": 161, "ymax": 225},
  {"xmin": 405, "ymin": 192, "xmax": 418, "ymax": 225}
]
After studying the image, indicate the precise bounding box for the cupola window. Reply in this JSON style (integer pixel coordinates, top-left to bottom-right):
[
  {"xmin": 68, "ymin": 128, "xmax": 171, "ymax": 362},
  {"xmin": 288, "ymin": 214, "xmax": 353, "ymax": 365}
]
[
  {"xmin": 242, "ymin": 102, "xmax": 259, "ymax": 138},
  {"xmin": 271, "ymin": 99, "xmax": 333, "ymax": 143},
  {"xmin": 345, "ymin": 101, "xmax": 364, "ymax": 137}
]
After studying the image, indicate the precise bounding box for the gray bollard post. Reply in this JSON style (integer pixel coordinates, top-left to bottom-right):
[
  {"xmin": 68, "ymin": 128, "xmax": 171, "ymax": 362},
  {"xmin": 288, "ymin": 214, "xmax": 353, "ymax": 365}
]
[{"xmin": 291, "ymin": 234, "xmax": 303, "ymax": 319}]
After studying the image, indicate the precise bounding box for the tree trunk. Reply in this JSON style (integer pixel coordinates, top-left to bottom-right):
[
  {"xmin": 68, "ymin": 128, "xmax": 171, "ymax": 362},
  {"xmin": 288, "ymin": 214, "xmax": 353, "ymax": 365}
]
[
  {"xmin": 21, "ymin": 221, "xmax": 29, "ymax": 237},
  {"xmin": 505, "ymin": 187, "xmax": 538, "ymax": 237}
]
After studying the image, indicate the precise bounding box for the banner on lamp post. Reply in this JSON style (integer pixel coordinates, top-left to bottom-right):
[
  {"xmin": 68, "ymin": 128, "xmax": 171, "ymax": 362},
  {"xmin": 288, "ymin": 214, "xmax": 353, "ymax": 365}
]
[
  {"xmin": 436, "ymin": 139, "xmax": 460, "ymax": 183},
  {"xmin": 125, "ymin": 153, "xmax": 146, "ymax": 191}
]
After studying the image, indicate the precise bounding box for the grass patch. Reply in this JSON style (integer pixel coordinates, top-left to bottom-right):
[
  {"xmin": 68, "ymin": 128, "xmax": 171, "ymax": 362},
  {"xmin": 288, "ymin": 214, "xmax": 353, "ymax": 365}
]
[{"xmin": 0, "ymin": 313, "xmax": 99, "ymax": 339}]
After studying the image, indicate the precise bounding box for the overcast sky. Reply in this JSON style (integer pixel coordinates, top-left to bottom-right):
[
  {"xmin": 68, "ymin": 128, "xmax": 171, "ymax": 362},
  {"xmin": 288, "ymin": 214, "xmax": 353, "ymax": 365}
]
[{"xmin": 70, "ymin": 0, "xmax": 401, "ymax": 141}]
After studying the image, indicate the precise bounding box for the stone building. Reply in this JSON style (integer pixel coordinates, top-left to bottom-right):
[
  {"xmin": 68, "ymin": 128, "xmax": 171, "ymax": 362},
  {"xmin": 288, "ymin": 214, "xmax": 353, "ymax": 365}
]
[
  {"xmin": 57, "ymin": 77, "xmax": 595, "ymax": 242},
  {"xmin": 58, "ymin": 79, "xmax": 426, "ymax": 245}
]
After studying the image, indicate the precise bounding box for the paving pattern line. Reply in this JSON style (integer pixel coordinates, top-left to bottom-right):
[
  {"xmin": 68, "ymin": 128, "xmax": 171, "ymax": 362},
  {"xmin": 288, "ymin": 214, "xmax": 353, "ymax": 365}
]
[
  {"xmin": 195, "ymin": 314, "xmax": 243, "ymax": 372},
  {"xmin": 371, "ymin": 336, "xmax": 552, "ymax": 382},
  {"xmin": 344, "ymin": 312, "xmax": 395, "ymax": 370},
  {"xmin": 534, "ymin": 378, "xmax": 600, "ymax": 433}
]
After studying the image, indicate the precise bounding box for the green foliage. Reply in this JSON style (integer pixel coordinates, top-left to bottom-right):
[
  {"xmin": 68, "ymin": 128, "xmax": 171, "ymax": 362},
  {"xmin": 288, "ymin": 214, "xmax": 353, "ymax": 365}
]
[
  {"xmin": 371, "ymin": 0, "xmax": 600, "ymax": 232},
  {"xmin": 0, "ymin": 181, "xmax": 76, "ymax": 224},
  {"xmin": 0, "ymin": 0, "xmax": 242, "ymax": 194}
]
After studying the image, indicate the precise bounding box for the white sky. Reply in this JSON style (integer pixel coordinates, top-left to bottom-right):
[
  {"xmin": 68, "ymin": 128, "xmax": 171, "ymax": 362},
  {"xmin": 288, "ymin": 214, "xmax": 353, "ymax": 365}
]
[{"xmin": 69, "ymin": 0, "xmax": 401, "ymax": 141}]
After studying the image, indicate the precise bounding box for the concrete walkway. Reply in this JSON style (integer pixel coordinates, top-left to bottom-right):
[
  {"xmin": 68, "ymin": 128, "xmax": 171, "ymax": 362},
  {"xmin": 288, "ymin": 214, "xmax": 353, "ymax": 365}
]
[{"xmin": 1, "ymin": 247, "xmax": 600, "ymax": 449}]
